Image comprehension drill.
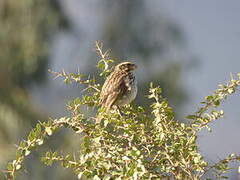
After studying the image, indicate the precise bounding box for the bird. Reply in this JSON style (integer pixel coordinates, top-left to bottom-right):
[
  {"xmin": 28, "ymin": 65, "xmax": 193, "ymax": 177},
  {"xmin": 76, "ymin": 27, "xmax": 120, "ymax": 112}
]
[{"xmin": 99, "ymin": 61, "xmax": 138, "ymax": 112}]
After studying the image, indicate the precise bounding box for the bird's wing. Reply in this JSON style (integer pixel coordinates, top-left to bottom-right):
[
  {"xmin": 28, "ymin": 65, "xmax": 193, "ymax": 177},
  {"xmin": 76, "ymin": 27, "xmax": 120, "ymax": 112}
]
[{"xmin": 100, "ymin": 72, "xmax": 128, "ymax": 110}]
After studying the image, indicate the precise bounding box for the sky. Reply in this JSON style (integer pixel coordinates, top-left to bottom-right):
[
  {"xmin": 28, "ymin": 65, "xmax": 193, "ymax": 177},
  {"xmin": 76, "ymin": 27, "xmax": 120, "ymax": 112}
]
[{"xmin": 31, "ymin": 0, "xmax": 240, "ymax": 178}]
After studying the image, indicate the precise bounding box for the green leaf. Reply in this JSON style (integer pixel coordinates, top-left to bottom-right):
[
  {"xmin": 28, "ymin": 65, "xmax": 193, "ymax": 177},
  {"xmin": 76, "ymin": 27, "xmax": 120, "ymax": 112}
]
[
  {"xmin": 52, "ymin": 151, "xmax": 58, "ymax": 158},
  {"xmin": 28, "ymin": 130, "xmax": 36, "ymax": 141},
  {"xmin": 206, "ymin": 95, "xmax": 213, "ymax": 101},
  {"xmin": 16, "ymin": 150, "xmax": 23, "ymax": 159},
  {"xmin": 36, "ymin": 123, "xmax": 42, "ymax": 134},
  {"xmin": 213, "ymin": 99, "xmax": 220, "ymax": 106},
  {"xmin": 220, "ymin": 176, "xmax": 229, "ymax": 179},
  {"xmin": 19, "ymin": 141, "xmax": 27, "ymax": 149},
  {"xmin": 186, "ymin": 115, "xmax": 198, "ymax": 120},
  {"xmin": 7, "ymin": 163, "xmax": 13, "ymax": 171},
  {"xmin": 97, "ymin": 60, "xmax": 105, "ymax": 70}
]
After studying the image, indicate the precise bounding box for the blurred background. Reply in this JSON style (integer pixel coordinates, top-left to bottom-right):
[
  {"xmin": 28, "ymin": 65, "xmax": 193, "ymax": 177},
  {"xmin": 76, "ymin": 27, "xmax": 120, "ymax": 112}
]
[{"xmin": 0, "ymin": 0, "xmax": 240, "ymax": 179}]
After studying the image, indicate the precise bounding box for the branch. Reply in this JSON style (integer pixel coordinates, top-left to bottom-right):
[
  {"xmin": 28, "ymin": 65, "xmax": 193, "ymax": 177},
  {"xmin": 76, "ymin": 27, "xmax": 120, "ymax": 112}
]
[
  {"xmin": 189, "ymin": 74, "xmax": 240, "ymax": 131},
  {"xmin": 201, "ymin": 154, "xmax": 240, "ymax": 178}
]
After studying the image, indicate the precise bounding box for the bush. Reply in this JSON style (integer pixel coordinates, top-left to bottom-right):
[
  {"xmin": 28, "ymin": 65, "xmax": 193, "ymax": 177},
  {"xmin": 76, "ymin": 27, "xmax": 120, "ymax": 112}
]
[{"xmin": 4, "ymin": 42, "xmax": 240, "ymax": 180}]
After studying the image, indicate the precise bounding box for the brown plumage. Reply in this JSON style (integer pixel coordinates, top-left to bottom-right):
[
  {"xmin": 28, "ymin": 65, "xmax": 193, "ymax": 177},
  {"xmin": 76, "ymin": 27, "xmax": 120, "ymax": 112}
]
[{"xmin": 99, "ymin": 62, "xmax": 137, "ymax": 111}]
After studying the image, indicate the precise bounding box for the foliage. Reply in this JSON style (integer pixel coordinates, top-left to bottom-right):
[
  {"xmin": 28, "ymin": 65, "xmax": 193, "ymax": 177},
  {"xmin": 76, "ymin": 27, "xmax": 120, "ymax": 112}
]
[
  {"xmin": 4, "ymin": 42, "xmax": 240, "ymax": 180},
  {"xmin": 0, "ymin": 0, "xmax": 62, "ymax": 86},
  {"xmin": 0, "ymin": 0, "xmax": 64, "ymax": 159},
  {"xmin": 0, "ymin": 2, "xmax": 66, "ymax": 178}
]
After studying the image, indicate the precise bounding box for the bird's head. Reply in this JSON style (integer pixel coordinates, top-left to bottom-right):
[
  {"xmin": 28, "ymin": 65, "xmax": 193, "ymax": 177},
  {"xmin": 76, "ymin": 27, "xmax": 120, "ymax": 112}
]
[{"xmin": 115, "ymin": 62, "xmax": 137, "ymax": 72}]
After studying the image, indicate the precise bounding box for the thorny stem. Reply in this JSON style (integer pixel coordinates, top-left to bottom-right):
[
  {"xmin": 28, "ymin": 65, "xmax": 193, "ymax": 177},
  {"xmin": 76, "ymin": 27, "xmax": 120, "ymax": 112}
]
[
  {"xmin": 49, "ymin": 69, "xmax": 100, "ymax": 92},
  {"xmin": 95, "ymin": 41, "xmax": 111, "ymax": 71},
  {"xmin": 95, "ymin": 41, "xmax": 110, "ymax": 60}
]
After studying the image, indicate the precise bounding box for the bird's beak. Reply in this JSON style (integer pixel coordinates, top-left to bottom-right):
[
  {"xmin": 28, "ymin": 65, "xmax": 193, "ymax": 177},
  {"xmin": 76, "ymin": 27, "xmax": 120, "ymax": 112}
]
[{"xmin": 133, "ymin": 64, "xmax": 138, "ymax": 69}]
